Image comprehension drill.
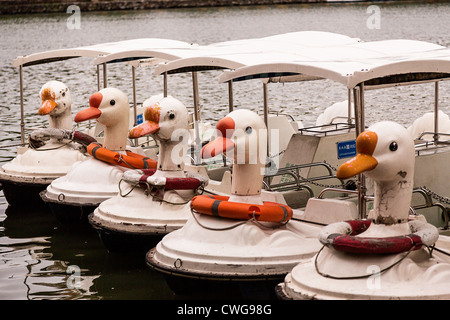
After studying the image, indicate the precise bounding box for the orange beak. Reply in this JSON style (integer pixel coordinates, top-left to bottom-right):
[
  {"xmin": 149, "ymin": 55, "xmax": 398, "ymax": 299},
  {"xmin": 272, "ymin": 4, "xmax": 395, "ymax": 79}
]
[
  {"xmin": 336, "ymin": 131, "xmax": 378, "ymax": 179},
  {"xmin": 201, "ymin": 116, "xmax": 235, "ymax": 159},
  {"xmin": 38, "ymin": 87, "xmax": 57, "ymax": 115},
  {"xmin": 38, "ymin": 99, "xmax": 58, "ymax": 115},
  {"xmin": 74, "ymin": 92, "xmax": 103, "ymax": 123},
  {"xmin": 128, "ymin": 103, "xmax": 161, "ymax": 139}
]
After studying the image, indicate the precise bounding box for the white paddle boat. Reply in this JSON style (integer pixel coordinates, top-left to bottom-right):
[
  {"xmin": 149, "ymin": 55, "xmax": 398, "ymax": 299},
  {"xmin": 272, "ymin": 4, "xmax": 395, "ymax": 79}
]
[
  {"xmin": 0, "ymin": 81, "xmax": 93, "ymax": 208},
  {"xmin": 40, "ymin": 87, "xmax": 156, "ymax": 223},
  {"xmin": 146, "ymin": 109, "xmax": 328, "ymax": 298},
  {"xmin": 88, "ymin": 95, "xmax": 207, "ymax": 252},
  {"xmin": 276, "ymin": 121, "xmax": 450, "ymax": 300}
]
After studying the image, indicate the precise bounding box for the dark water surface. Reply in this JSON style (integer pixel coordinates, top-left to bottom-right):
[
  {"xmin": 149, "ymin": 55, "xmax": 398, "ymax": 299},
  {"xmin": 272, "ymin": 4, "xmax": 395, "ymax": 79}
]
[{"xmin": 0, "ymin": 2, "xmax": 450, "ymax": 300}]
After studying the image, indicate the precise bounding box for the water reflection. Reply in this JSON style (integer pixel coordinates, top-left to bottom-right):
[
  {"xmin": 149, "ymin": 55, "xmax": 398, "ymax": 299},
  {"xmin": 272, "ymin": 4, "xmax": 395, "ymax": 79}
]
[
  {"xmin": 0, "ymin": 2, "xmax": 450, "ymax": 300},
  {"xmin": 0, "ymin": 199, "xmax": 179, "ymax": 300}
]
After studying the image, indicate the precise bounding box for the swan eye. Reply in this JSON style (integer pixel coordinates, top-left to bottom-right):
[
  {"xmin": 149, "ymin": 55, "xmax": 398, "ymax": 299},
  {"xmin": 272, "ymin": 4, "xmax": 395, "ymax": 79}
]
[
  {"xmin": 110, "ymin": 100, "xmax": 115, "ymax": 106},
  {"xmin": 389, "ymin": 141, "xmax": 398, "ymax": 151},
  {"xmin": 245, "ymin": 126, "xmax": 252, "ymax": 134},
  {"xmin": 169, "ymin": 113, "xmax": 175, "ymax": 119}
]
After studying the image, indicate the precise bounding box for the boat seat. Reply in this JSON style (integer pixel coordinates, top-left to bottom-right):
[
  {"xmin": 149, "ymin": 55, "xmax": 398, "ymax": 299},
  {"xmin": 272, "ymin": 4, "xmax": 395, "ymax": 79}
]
[
  {"xmin": 298, "ymin": 197, "xmax": 358, "ymax": 225},
  {"xmin": 282, "ymin": 189, "xmax": 311, "ymax": 209}
]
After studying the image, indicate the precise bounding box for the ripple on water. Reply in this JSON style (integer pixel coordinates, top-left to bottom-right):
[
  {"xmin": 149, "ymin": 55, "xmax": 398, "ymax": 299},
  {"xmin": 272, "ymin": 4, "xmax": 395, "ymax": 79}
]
[{"xmin": 0, "ymin": 3, "xmax": 449, "ymax": 300}]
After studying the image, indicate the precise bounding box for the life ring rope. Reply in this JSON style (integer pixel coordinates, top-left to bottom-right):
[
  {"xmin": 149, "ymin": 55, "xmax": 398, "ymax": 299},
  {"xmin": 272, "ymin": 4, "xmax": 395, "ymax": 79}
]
[
  {"xmin": 118, "ymin": 178, "xmax": 196, "ymax": 205},
  {"xmin": 319, "ymin": 219, "xmax": 439, "ymax": 255},
  {"xmin": 87, "ymin": 142, "xmax": 157, "ymax": 170},
  {"xmin": 314, "ymin": 244, "xmax": 421, "ymax": 280},
  {"xmin": 190, "ymin": 194, "xmax": 293, "ymax": 223},
  {"xmin": 118, "ymin": 169, "xmax": 205, "ymax": 205}
]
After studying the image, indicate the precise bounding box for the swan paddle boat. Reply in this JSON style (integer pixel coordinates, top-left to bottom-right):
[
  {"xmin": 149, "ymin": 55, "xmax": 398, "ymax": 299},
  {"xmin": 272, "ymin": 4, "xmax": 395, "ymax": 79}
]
[
  {"xmin": 276, "ymin": 121, "xmax": 450, "ymax": 300},
  {"xmin": 145, "ymin": 109, "xmax": 342, "ymax": 298},
  {"xmin": 0, "ymin": 81, "xmax": 93, "ymax": 208},
  {"xmin": 40, "ymin": 87, "xmax": 156, "ymax": 223},
  {"xmin": 88, "ymin": 95, "xmax": 207, "ymax": 252}
]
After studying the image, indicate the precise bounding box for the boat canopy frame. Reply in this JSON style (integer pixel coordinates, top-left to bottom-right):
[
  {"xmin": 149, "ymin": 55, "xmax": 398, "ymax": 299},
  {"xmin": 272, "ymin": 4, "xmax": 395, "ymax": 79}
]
[
  {"xmin": 13, "ymin": 38, "xmax": 194, "ymax": 145},
  {"xmin": 217, "ymin": 41, "xmax": 450, "ymax": 220}
]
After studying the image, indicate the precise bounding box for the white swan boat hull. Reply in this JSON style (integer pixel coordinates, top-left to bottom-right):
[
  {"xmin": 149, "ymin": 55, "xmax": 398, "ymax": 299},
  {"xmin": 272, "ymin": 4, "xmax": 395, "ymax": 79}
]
[{"xmin": 0, "ymin": 143, "xmax": 88, "ymax": 207}]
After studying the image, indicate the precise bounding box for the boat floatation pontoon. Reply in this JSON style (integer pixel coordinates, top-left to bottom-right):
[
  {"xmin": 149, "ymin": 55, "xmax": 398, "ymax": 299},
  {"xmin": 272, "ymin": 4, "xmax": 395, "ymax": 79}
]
[
  {"xmin": 88, "ymin": 95, "xmax": 207, "ymax": 252},
  {"xmin": 40, "ymin": 87, "xmax": 156, "ymax": 223},
  {"xmin": 0, "ymin": 81, "xmax": 94, "ymax": 208},
  {"xmin": 276, "ymin": 121, "xmax": 450, "ymax": 300}
]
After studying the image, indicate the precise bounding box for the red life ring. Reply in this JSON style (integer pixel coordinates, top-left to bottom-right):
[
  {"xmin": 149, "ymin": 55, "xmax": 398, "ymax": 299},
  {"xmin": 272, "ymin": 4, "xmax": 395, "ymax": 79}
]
[
  {"xmin": 136, "ymin": 170, "xmax": 202, "ymax": 190},
  {"xmin": 191, "ymin": 194, "xmax": 293, "ymax": 223},
  {"xmin": 72, "ymin": 130, "xmax": 97, "ymax": 146},
  {"xmin": 319, "ymin": 219, "xmax": 438, "ymax": 254},
  {"xmin": 87, "ymin": 142, "xmax": 157, "ymax": 170}
]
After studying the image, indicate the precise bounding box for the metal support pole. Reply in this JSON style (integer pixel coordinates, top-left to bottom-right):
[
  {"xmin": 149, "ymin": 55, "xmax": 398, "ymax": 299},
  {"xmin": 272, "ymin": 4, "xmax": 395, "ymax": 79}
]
[
  {"xmin": 263, "ymin": 82, "xmax": 269, "ymax": 158},
  {"xmin": 97, "ymin": 65, "xmax": 101, "ymax": 91},
  {"xmin": 163, "ymin": 72, "xmax": 168, "ymax": 97},
  {"xmin": 347, "ymin": 89, "xmax": 352, "ymax": 125},
  {"xmin": 434, "ymin": 81, "xmax": 440, "ymax": 145},
  {"xmin": 353, "ymin": 83, "xmax": 367, "ymax": 219},
  {"xmin": 131, "ymin": 66, "xmax": 138, "ymax": 146},
  {"xmin": 228, "ymin": 80, "xmax": 234, "ymax": 113},
  {"xmin": 19, "ymin": 65, "xmax": 25, "ymax": 145},
  {"xmin": 192, "ymin": 71, "xmax": 201, "ymax": 164},
  {"xmin": 102, "ymin": 63, "xmax": 107, "ymax": 88},
  {"xmin": 192, "ymin": 72, "xmax": 200, "ymax": 122},
  {"xmin": 132, "ymin": 66, "xmax": 137, "ymax": 126}
]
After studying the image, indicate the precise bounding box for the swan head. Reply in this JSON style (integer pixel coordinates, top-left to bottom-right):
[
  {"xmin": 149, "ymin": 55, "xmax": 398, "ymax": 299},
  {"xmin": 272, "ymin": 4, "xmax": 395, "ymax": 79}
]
[
  {"xmin": 202, "ymin": 109, "xmax": 266, "ymax": 164},
  {"xmin": 337, "ymin": 121, "xmax": 415, "ymax": 183},
  {"xmin": 128, "ymin": 96, "xmax": 188, "ymax": 142},
  {"xmin": 38, "ymin": 81, "xmax": 71, "ymax": 116},
  {"xmin": 74, "ymin": 87, "xmax": 129, "ymax": 127}
]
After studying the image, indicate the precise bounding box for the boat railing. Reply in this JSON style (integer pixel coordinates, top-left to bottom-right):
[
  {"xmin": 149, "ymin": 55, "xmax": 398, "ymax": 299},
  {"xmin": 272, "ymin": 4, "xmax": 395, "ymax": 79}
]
[
  {"xmin": 268, "ymin": 110, "xmax": 296, "ymax": 122},
  {"xmin": 414, "ymin": 134, "xmax": 450, "ymax": 155},
  {"xmin": 413, "ymin": 187, "xmax": 449, "ymax": 230},
  {"xmin": 262, "ymin": 171, "xmax": 315, "ymax": 198},
  {"xmin": 298, "ymin": 122, "xmax": 355, "ymax": 136},
  {"xmin": 417, "ymin": 131, "xmax": 450, "ymax": 141},
  {"xmin": 316, "ymin": 187, "xmax": 449, "ymax": 228},
  {"xmin": 262, "ymin": 162, "xmax": 345, "ymax": 196}
]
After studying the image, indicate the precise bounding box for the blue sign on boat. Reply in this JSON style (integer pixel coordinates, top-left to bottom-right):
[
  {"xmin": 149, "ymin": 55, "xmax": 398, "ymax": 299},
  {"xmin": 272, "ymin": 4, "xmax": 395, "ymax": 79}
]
[
  {"xmin": 137, "ymin": 113, "xmax": 144, "ymax": 124},
  {"xmin": 337, "ymin": 140, "xmax": 356, "ymax": 159}
]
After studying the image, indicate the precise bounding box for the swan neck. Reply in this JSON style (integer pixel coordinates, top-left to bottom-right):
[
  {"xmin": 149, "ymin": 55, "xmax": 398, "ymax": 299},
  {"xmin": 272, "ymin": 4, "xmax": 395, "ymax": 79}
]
[
  {"xmin": 230, "ymin": 163, "xmax": 264, "ymax": 196},
  {"xmin": 157, "ymin": 141, "xmax": 184, "ymax": 171},
  {"xmin": 368, "ymin": 177, "xmax": 413, "ymax": 225},
  {"xmin": 102, "ymin": 125, "xmax": 128, "ymax": 151},
  {"xmin": 48, "ymin": 109, "xmax": 72, "ymax": 131}
]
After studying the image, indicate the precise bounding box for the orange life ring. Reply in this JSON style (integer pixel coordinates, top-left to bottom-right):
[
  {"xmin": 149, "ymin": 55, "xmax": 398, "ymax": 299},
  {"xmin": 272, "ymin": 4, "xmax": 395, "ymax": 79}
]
[
  {"xmin": 191, "ymin": 194, "xmax": 293, "ymax": 223},
  {"xmin": 87, "ymin": 142, "xmax": 157, "ymax": 170}
]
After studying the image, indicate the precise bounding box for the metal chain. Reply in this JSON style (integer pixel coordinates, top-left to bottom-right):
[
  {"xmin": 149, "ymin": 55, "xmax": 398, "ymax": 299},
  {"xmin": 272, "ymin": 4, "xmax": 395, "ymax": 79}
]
[
  {"xmin": 295, "ymin": 160, "xmax": 351, "ymax": 189},
  {"xmin": 422, "ymin": 186, "xmax": 450, "ymax": 205},
  {"xmin": 295, "ymin": 172, "xmax": 350, "ymax": 189},
  {"xmin": 323, "ymin": 160, "xmax": 340, "ymax": 172},
  {"xmin": 267, "ymin": 161, "xmax": 349, "ymax": 190}
]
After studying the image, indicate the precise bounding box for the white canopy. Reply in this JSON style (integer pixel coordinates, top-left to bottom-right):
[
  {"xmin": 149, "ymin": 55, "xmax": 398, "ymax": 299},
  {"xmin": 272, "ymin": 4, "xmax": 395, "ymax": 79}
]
[
  {"xmin": 13, "ymin": 38, "xmax": 193, "ymax": 67},
  {"xmin": 217, "ymin": 38, "xmax": 450, "ymax": 89},
  {"xmin": 153, "ymin": 31, "xmax": 362, "ymax": 75}
]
